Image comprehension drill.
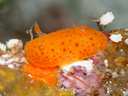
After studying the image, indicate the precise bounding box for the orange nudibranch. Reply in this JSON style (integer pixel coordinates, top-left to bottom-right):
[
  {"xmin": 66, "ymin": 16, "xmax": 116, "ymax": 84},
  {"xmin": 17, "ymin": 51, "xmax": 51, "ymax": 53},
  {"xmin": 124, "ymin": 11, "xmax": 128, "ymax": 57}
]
[
  {"xmin": 22, "ymin": 25, "xmax": 108, "ymax": 87},
  {"xmin": 25, "ymin": 25, "xmax": 108, "ymax": 68}
]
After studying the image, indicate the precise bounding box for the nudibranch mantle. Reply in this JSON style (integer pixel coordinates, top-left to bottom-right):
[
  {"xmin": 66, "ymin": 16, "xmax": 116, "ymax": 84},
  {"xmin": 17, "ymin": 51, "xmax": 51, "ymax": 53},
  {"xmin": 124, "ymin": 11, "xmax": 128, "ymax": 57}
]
[
  {"xmin": 23, "ymin": 25, "xmax": 108, "ymax": 87},
  {"xmin": 25, "ymin": 25, "xmax": 108, "ymax": 68}
]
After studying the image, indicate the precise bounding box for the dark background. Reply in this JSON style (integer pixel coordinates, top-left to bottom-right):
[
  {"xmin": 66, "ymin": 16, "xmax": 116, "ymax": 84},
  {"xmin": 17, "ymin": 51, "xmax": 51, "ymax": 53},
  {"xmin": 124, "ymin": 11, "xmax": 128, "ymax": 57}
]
[{"xmin": 0, "ymin": 0, "xmax": 128, "ymax": 44}]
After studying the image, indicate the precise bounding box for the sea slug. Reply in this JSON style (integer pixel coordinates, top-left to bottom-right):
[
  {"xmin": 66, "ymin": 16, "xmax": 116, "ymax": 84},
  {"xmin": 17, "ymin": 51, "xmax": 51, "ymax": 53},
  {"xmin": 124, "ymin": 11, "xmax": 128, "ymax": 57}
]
[{"xmin": 22, "ymin": 25, "xmax": 108, "ymax": 87}]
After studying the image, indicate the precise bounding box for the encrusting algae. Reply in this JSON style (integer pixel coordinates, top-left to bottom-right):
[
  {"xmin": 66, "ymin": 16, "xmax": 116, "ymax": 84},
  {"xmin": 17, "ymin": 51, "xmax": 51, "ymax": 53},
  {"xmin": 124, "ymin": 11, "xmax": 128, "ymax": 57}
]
[
  {"xmin": 22, "ymin": 25, "xmax": 108, "ymax": 87},
  {"xmin": 0, "ymin": 64, "xmax": 74, "ymax": 96},
  {"xmin": 99, "ymin": 29, "xmax": 128, "ymax": 95}
]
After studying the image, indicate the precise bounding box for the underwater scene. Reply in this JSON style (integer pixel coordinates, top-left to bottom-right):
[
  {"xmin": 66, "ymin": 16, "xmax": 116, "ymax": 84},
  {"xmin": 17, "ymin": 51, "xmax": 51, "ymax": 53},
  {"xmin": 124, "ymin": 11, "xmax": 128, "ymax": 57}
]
[{"xmin": 0, "ymin": 0, "xmax": 128, "ymax": 96}]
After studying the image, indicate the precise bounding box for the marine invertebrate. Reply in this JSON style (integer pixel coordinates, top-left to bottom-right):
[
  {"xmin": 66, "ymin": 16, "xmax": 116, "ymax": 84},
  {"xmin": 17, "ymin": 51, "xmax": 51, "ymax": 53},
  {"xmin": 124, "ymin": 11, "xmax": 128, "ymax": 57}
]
[{"xmin": 22, "ymin": 25, "xmax": 108, "ymax": 87}]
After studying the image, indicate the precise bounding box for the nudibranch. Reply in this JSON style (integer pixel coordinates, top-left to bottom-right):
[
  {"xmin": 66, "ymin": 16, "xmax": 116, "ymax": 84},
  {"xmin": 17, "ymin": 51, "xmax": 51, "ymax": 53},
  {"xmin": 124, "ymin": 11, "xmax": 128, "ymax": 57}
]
[{"xmin": 22, "ymin": 25, "xmax": 108, "ymax": 87}]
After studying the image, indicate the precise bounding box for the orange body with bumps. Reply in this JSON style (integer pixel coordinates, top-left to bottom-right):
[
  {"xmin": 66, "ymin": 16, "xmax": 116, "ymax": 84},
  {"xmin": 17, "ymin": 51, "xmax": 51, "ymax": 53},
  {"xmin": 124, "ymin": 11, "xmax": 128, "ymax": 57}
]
[{"xmin": 23, "ymin": 25, "xmax": 108, "ymax": 87}]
